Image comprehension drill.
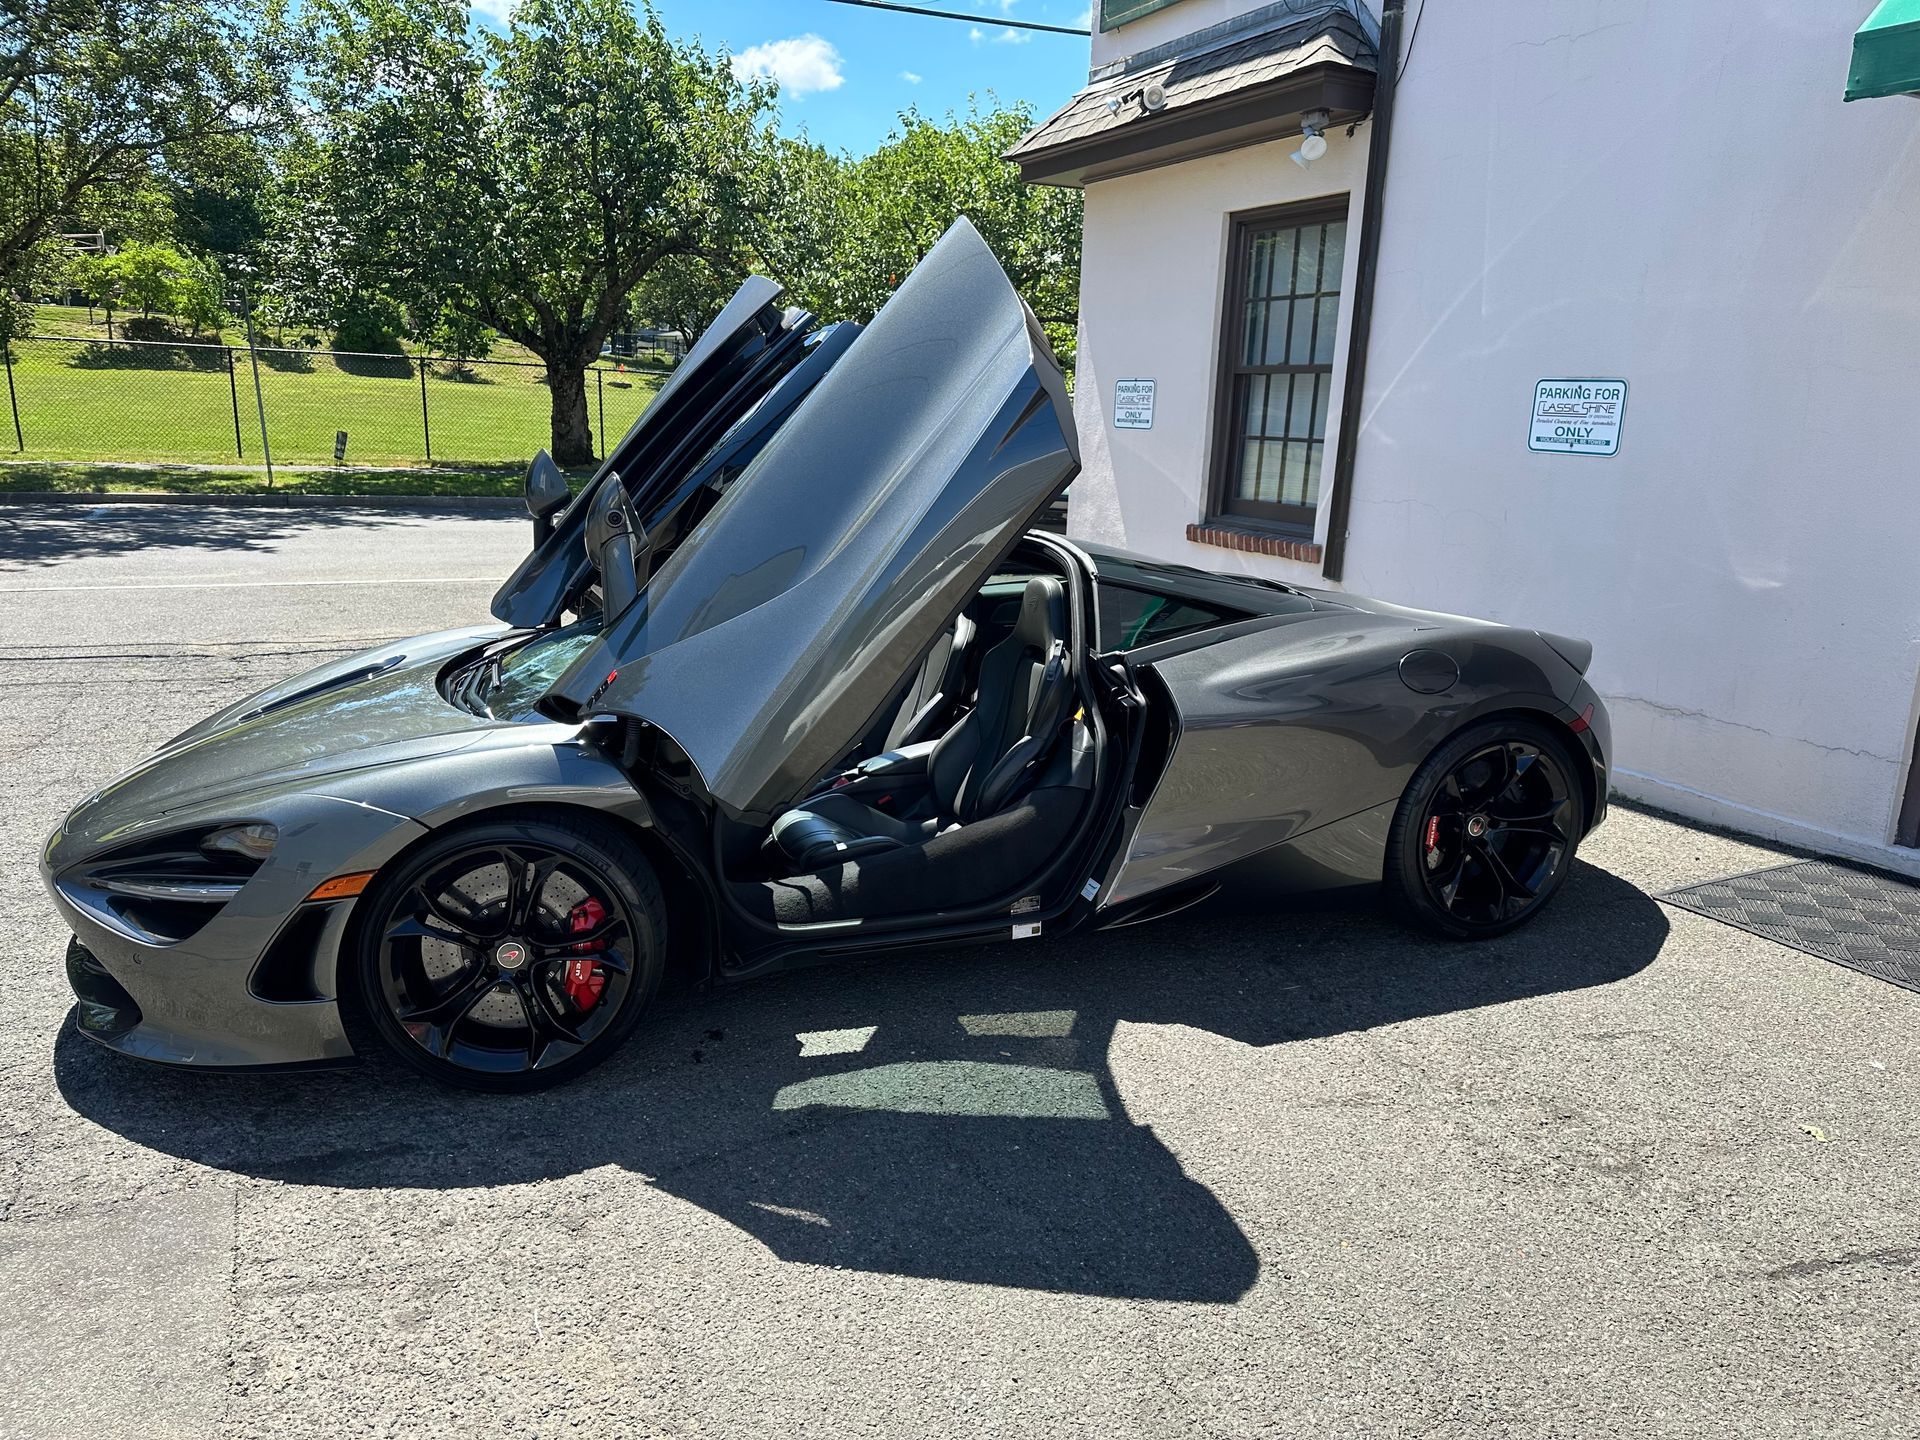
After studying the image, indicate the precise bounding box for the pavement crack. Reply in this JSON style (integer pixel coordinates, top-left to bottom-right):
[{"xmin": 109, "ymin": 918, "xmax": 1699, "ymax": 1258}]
[{"xmin": 1765, "ymin": 1244, "xmax": 1920, "ymax": 1280}]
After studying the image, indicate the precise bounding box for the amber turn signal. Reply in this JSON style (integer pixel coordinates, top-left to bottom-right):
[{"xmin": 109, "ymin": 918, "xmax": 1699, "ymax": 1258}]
[{"xmin": 306, "ymin": 871, "xmax": 376, "ymax": 902}]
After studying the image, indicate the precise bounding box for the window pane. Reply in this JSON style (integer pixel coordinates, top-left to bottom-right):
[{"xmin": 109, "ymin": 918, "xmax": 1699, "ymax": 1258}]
[
  {"xmin": 1255, "ymin": 229, "xmax": 1293, "ymax": 302},
  {"xmin": 1242, "ymin": 300, "xmax": 1266, "ymax": 366},
  {"xmin": 1287, "ymin": 297, "xmax": 1315, "ymax": 365},
  {"xmin": 1257, "ymin": 441, "xmax": 1283, "ymax": 502},
  {"xmin": 1314, "ymin": 296, "xmax": 1340, "ymax": 364},
  {"xmin": 1247, "ymin": 233, "xmax": 1272, "ymax": 303},
  {"xmin": 1251, "ymin": 374, "xmax": 1282, "ymax": 437},
  {"xmin": 1321, "ymin": 221, "xmax": 1347, "ymax": 291},
  {"xmin": 1229, "ymin": 373, "xmax": 1253, "ymax": 444},
  {"xmin": 1282, "ymin": 441, "xmax": 1309, "ymax": 505},
  {"xmin": 1294, "ymin": 225, "xmax": 1322, "ymax": 295},
  {"xmin": 1302, "ymin": 441, "xmax": 1323, "ymax": 507},
  {"xmin": 1097, "ymin": 585, "xmax": 1242, "ymax": 649},
  {"xmin": 1312, "ymin": 373, "xmax": 1331, "ymax": 434},
  {"xmin": 1256, "ymin": 300, "xmax": 1284, "ymax": 366},
  {"xmin": 1287, "ymin": 373, "xmax": 1316, "ymax": 438}
]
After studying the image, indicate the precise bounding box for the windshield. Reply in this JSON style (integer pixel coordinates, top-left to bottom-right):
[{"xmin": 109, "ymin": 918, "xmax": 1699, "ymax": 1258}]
[{"xmin": 451, "ymin": 619, "xmax": 604, "ymax": 721}]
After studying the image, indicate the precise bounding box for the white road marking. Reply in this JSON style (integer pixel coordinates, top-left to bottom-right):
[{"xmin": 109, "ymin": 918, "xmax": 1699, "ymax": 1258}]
[{"xmin": 0, "ymin": 576, "xmax": 496, "ymax": 594}]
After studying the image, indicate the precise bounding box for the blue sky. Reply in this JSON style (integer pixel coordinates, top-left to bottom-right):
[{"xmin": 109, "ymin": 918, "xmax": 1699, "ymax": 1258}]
[{"xmin": 469, "ymin": 1, "xmax": 1093, "ymax": 156}]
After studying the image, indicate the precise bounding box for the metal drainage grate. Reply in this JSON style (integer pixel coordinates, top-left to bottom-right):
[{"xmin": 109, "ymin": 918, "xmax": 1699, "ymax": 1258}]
[{"xmin": 1661, "ymin": 860, "xmax": 1920, "ymax": 994}]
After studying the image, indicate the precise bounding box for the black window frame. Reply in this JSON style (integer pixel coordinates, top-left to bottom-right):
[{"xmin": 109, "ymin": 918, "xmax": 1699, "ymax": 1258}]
[{"xmin": 1208, "ymin": 197, "xmax": 1351, "ymax": 536}]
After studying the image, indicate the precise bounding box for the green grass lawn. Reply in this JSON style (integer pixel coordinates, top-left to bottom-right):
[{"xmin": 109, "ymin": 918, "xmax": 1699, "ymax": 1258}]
[{"xmin": 2, "ymin": 308, "xmax": 667, "ymax": 481}]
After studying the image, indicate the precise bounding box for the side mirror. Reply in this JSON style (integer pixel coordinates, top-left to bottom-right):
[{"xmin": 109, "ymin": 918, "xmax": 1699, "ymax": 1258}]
[
  {"xmin": 525, "ymin": 449, "xmax": 570, "ymax": 544},
  {"xmin": 583, "ymin": 473, "xmax": 652, "ymax": 620}
]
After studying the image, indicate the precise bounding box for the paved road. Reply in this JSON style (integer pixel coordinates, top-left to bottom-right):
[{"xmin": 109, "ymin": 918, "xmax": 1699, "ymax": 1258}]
[{"xmin": 1, "ymin": 505, "xmax": 1915, "ymax": 1439}]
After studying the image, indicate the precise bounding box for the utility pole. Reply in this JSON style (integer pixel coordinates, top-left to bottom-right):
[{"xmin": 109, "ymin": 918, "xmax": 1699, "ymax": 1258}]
[
  {"xmin": 3, "ymin": 340, "xmax": 21, "ymax": 451},
  {"xmin": 239, "ymin": 285, "xmax": 274, "ymax": 489}
]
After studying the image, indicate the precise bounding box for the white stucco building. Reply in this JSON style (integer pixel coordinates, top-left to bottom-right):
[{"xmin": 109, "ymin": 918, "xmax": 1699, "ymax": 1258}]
[{"xmin": 1011, "ymin": 0, "xmax": 1920, "ymax": 875}]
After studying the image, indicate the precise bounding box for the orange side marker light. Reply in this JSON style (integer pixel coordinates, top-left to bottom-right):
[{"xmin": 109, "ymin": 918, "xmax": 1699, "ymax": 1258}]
[{"xmin": 307, "ymin": 871, "xmax": 376, "ymax": 902}]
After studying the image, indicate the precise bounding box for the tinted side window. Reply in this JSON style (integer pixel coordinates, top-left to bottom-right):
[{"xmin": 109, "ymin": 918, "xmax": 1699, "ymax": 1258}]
[{"xmin": 1098, "ymin": 584, "xmax": 1242, "ymax": 651}]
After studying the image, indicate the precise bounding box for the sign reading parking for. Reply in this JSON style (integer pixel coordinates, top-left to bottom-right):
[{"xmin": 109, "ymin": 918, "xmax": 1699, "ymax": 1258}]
[
  {"xmin": 1113, "ymin": 378, "xmax": 1156, "ymax": 430},
  {"xmin": 1529, "ymin": 378, "xmax": 1626, "ymax": 456}
]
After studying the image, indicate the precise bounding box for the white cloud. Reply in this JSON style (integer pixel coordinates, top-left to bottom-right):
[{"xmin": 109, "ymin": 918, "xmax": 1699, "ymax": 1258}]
[
  {"xmin": 992, "ymin": 26, "xmax": 1033, "ymax": 44},
  {"xmin": 969, "ymin": 25, "xmax": 985, "ymax": 40},
  {"xmin": 731, "ymin": 34, "xmax": 846, "ymax": 98},
  {"xmin": 469, "ymin": 0, "xmax": 514, "ymax": 24},
  {"xmin": 900, "ymin": 70, "xmax": 924, "ymax": 84},
  {"xmin": 1072, "ymin": 5, "xmax": 1094, "ymax": 27}
]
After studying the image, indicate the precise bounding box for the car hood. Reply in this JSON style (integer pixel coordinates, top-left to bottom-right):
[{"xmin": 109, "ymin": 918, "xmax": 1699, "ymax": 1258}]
[
  {"xmin": 61, "ymin": 628, "xmax": 513, "ymax": 847},
  {"xmin": 538, "ymin": 217, "xmax": 1079, "ymax": 820}
]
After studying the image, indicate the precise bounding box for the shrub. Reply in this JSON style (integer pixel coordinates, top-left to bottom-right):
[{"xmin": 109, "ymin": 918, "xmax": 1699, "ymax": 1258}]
[{"xmin": 121, "ymin": 314, "xmax": 181, "ymax": 342}]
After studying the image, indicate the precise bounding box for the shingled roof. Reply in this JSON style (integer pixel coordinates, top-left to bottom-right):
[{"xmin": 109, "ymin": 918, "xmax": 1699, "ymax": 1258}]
[{"xmin": 1007, "ymin": 3, "xmax": 1377, "ymax": 188}]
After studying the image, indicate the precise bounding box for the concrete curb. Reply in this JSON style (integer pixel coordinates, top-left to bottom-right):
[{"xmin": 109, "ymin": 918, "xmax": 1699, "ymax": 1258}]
[{"xmin": 0, "ymin": 490, "xmax": 522, "ymax": 511}]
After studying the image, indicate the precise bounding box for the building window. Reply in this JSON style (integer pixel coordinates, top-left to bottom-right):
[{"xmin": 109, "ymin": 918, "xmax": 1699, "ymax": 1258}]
[{"xmin": 1210, "ymin": 199, "xmax": 1348, "ymax": 533}]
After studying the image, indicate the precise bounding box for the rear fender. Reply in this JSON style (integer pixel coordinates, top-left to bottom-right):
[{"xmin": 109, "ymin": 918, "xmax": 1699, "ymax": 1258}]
[{"xmin": 1102, "ymin": 611, "xmax": 1585, "ymax": 909}]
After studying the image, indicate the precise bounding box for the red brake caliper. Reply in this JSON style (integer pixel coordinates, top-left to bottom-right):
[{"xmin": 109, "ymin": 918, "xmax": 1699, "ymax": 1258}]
[
  {"xmin": 1423, "ymin": 815, "xmax": 1443, "ymax": 870},
  {"xmin": 561, "ymin": 898, "xmax": 608, "ymax": 1013}
]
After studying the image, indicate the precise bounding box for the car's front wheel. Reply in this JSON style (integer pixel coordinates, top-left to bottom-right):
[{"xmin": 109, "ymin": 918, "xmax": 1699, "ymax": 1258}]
[
  {"xmin": 351, "ymin": 813, "xmax": 665, "ymax": 1091},
  {"xmin": 1384, "ymin": 718, "xmax": 1585, "ymax": 940}
]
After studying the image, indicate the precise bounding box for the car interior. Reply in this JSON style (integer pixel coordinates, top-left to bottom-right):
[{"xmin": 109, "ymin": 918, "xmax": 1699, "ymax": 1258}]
[{"xmin": 723, "ymin": 541, "xmax": 1107, "ymax": 928}]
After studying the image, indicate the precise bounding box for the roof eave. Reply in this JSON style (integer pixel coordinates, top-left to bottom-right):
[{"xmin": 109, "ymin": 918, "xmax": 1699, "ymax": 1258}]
[{"xmin": 1006, "ymin": 63, "xmax": 1376, "ymax": 189}]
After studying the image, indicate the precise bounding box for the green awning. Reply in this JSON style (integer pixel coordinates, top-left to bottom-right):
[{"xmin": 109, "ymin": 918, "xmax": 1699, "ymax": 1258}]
[{"xmin": 1847, "ymin": 0, "xmax": 1920, "ymax": 101}]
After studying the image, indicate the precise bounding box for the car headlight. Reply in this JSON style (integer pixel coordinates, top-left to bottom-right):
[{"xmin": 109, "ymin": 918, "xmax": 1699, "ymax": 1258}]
[
  {"xmin": 200, "ymin": 822, "xmax": 278, "ymax": 863},
  {"xmin": 62, "ymin": 822, "xmax": 280, "ymax": 945}
]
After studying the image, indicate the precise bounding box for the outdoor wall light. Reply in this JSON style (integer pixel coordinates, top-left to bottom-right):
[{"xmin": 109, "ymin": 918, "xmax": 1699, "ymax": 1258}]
[
  {"xmin": 1291, "ymin": 108, "xmax": 1332, "ymax": 169},
  {"xmin": 1105, "ymin": 81, "xmax": 1168, "ymax": 119}
]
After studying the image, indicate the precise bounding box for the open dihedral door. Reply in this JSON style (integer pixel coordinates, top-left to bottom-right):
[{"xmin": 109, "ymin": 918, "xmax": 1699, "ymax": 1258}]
[
  {"xmin": 539, "ymin": 218, "xmax": 1080, "ymax": 822},
  {"xmin": 490, "ymin": 276, "xmax": 814, "ymax": 630}
]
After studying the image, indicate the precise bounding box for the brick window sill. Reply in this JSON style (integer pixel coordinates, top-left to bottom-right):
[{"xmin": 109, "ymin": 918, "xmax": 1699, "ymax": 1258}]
[{"xmin": 1186, "ymin": 521, "xmax": 1323, "ymax": 565}]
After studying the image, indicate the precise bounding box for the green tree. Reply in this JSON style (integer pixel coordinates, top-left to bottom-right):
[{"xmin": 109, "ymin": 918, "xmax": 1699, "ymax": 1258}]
[
  {"xmin": 816, "ymin": 103, "xmax": 1082, "ymax": 363},
  {"xmin": 171, "ymin": 249, "xmax": 228, "ymax": 334},
  {"xmin": 108, "ymin": 241, "xmax": 182, "ymax": 315},
  {"xmin": 0, "ymin": 1, "xmax": 289, "ymax": 288},
  {"xmin": 415, "ymin": 303, "xmax": 494, "ymax": 373},
  {"xmin": 69, "ymin": 248, "xmax": 119, "ymax": 329},
  {"xmin": 631, "ymin": 252, "xmax": 745, "ymax": 348},
  {"xmin": 303, "ymin": 0, "xmax": 771, "ymax": 464},
  {"xmin": 741, "ymin": 134, "xmax": 849, "ymax": 317}
]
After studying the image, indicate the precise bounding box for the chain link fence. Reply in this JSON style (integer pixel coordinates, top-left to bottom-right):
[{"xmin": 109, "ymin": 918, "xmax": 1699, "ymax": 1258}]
[{"xmin": 0, "ymin": 334, "xmax": 673, "ymax": 478}]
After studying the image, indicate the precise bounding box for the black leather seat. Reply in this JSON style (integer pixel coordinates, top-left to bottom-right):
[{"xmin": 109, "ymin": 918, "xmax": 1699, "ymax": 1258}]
[
  {"xmin": 886, "ymin": 613, "xmax": 974, "ymax": 749},
  {"xmin": 772, "ymin": 576, "xmax": 1074, "ymax": 871}
]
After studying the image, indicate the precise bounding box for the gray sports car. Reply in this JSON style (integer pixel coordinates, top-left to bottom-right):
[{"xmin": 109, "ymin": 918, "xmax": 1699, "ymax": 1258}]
[{"xmin": 41, "ymin": 219, "xmax": 1610, "ymax": 1091}]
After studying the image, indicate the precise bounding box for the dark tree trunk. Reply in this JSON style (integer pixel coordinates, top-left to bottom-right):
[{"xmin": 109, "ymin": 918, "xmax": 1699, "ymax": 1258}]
[{"xmin": 547, "ymin": 358, "xmax": 595, "ymax": 467}]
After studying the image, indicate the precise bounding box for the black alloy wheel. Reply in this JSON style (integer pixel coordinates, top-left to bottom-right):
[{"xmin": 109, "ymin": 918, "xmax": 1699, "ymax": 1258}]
[
  {"xmin": 1385, "ymin": 719, "xmax": 1585, "ymax": 939},
  {"xmin": 353, "ymin": 814, "xmax": 664, "ymax": 1091}
]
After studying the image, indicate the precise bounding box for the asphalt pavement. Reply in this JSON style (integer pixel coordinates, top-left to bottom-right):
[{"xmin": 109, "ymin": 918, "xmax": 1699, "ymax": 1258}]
[{"xmin": 1, "ymin": 504, "xmax": 1915, "ymax": 1439}]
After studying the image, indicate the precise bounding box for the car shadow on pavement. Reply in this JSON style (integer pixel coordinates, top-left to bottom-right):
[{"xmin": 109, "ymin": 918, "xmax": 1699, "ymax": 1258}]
[{"xmin": 53, "ymin": 863, "xmax": 1667, "ymax": 1304}]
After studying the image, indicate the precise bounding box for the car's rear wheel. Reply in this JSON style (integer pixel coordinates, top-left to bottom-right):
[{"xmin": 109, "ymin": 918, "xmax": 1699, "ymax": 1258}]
[
  {"xmin": 351, "ymin": 813, "xmax": 664, "ymax": 1091},
  {"xmin": 1384, "ymin": 718, "xmax": 1585, "ymax": 940}
]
